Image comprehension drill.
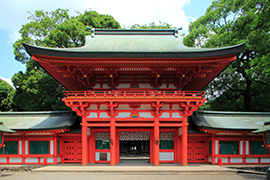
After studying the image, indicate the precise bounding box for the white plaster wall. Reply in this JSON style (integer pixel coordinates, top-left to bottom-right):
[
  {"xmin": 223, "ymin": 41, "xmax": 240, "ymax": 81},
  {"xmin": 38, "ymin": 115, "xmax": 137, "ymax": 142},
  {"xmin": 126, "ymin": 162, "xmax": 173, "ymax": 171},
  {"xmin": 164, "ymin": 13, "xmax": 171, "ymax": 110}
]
[
  {"xmin": 240, "ymin": 141, "xmax": 243, "ymax": 155},
  {"xmin": 172, "ymin": 112, "xmax": 182, "ymax": 118},
  {"xmin": 88, "ymin": 113, "xmax": 98, "ymax": 118},
  {"xmin": 19, "ymin": 140, "xmax": 22, "ymax": 155},
  {"xmin": 246, "ymin": 158, "xmax": 258, "ymax": 163},
  {"xmin": 215, "ymin": 140, "xmax": 218, "ymax": 155},
  {"xmin": 118, "ymin": 104, "xmax": 131, "ymax": 110},
  {"xmin": 57, "ymin": 157, "xmax": 61, "ymax": 163},
  {"xmin": 171, "ymin": 104, "xmax": 179, "ymax": 110},
  {"xmin": 139, "ymin": 104, "xmax": 152, "ymax": 110},
  {"xmin": 139, "ymin": 112, "xmax": 154, "ymax": 118},
  {"xmin": 50, "ymin": 140, "xmax": 54, "ymax": 155},
  {"xmin": 116, "ymin": 112, "xmax": 130, "ymax": 118},
  {"xmin": 168, "ymin": 84, "xmax": 175, "ymax": 88},
  {"xmin": 0, "ymin": 158, "xmax": 7, "ymax": 163},
  {"xmin": 25, "ymin": 158, "xmax": 38, "ymax": 163},
  {"xmin": 208, "ymin": 156, "xmax": 212, "ymax": 163},
  {"xmin": 92, "ymin": 84, "xmax": 100, "ymax": 88},
  {"xmin": 161, "ymin": 104, "xmax": 170, "ymax": 110},
  {"xmin": 221, "ymin": 157, "xmax": 228, "ymax": 163},
  {"xmin": 246, "ymin": 141, "xmax": 249, "ymax": 155},
  {"xmin": 102, "ymin": 84, "xmax": 110, "ymax": 88},
  {"xmin": 230, "ymin": 158, "xmax": 243, "ymax": 163},
  {"xmin": 86, "ymin": 104, "xmax": 97, "ymax": 110},
  {"xmin": 160, "ymin": 112, "xmax": 170, "ymax": 118},
  {"xmin": 100, "ymin": 112, "xmax": 110, "ymax": 118},
  {"xmin": 159, "ymin": 152, "xmax": 174, "ymax": 161},
  {"xmin": 138, "ymin": 84, "xmax": 152, "ymax": 88},
  {"xmin": 118, "ymin": 84, "xmax": 130, "ymax": 88},
  {"xmin": 159, "ymin": 84, "xmax": 167, "ymax": 88},
  {"xmin": 25, "ymin": 141, "xmax": 28, "ymax": 155},
  {"xmin": 100, "ymin": 105, "xmax": 108, "ymax": 110},
  {"xmin": 261, "ymin": 158, "xmax": 270, "ymax": 163}
]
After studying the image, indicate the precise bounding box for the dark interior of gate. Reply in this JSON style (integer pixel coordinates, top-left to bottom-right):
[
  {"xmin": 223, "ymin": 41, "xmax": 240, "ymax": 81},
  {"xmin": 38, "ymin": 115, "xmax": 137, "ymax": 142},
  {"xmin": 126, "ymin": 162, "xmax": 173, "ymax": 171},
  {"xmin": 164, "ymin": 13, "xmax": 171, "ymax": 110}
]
[{"xmin": 119, "ymin": 132, "xmax": 150, "ymax": 160}]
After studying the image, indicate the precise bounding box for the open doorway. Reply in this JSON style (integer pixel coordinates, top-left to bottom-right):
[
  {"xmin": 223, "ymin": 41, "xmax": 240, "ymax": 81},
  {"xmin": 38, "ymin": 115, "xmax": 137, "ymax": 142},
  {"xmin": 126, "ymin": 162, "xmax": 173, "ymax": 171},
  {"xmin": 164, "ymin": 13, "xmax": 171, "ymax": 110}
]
[
  {"xmin": 119, "ymin": 132, "xmax": 150, "ymax": 160},
  {"xmin": 120, "ymin": 140, "xmax": 150, "ymax": 159}
]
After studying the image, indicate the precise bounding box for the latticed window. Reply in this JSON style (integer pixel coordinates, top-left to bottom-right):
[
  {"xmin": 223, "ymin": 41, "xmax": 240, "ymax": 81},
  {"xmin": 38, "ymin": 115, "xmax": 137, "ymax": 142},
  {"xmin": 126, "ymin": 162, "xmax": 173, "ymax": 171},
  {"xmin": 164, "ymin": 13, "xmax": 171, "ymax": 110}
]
[
  {"xmin": 219, "ymin": 141, "xmax": 239, "ymax": 154},
  {"xmin": 0, "ymin": 141, "xmax": 18, "ymax": 154},
  {"xmin": 29, "ymin": 141, "xmax": 49, "ymax": 154},
  {"xmin": 250, "ymin": 141, "xmax": 269, "ymax": 154},
  {"xmin": 159, "ymin": 132, "xmax": 174, "ymax": 149},
  {"xmin": 95, "ymin": 132, "xmax": 110, "ymax": 150},
  {"xmin": 160, "ymin": 140, "xmax": 174, "ymax": 149}
]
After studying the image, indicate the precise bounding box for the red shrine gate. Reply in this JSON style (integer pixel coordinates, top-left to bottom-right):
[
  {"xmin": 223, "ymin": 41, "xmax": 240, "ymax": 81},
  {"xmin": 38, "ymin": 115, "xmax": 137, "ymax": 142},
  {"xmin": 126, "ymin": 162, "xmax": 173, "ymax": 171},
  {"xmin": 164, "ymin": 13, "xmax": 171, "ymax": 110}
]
[
  {"xmin": 23, "ymin": 29, "xmax": 244, "ymax": 166},
  {"xmin": 62, "ymin": 90, "xmax": 205, "ymax": 165}
]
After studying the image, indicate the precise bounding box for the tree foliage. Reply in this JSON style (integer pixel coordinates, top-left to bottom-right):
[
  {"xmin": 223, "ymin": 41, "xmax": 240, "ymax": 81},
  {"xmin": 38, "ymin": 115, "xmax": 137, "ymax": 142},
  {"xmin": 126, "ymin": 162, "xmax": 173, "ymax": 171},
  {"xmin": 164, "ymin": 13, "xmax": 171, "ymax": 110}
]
[
  {"xmin": 185, "ymin": 0, "xmax": 270, "ymax": 112},
  {"xmin": 129, "ymin": 21, "xmax": 175, "ymax": 29},
  {"xmin": 0, "ymin": 79, "xmax": 16, "ymax": 111},
  {"xmin": 12, "ymin": 9, "xmax": 120, "ymax": 111}
]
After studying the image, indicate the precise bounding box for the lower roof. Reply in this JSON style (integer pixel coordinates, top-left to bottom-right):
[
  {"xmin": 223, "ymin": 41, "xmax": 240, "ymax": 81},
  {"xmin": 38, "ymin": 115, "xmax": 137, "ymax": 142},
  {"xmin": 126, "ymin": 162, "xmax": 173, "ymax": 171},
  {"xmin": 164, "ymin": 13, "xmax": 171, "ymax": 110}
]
[
  {"xmin": 0, "ymin": 111, "xmax": 77, "ymax": 131},
  {"xmin": 192, "ymin": 111, "xmax": 270, "ymax": 131}
]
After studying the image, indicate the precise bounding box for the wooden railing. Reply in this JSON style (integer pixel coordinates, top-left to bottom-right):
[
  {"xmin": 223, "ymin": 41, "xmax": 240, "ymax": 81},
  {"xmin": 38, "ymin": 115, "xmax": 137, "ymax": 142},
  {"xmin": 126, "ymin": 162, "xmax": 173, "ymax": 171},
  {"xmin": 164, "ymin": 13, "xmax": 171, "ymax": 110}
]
[{"xmin": 64, "ymin": 89, "xmax": 205, "ymax": 99}]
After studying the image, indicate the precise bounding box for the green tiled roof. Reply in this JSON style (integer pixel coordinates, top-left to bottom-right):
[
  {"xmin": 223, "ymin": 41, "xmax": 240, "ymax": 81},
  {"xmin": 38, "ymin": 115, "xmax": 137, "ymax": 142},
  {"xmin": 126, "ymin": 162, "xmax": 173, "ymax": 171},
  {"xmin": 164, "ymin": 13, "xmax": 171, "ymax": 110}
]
[
  {"xmin": 252, "ymin": 121, "xmax": 270, "ymax": 133},
  {"xmin": 0, "ymin": 111, "xmax": 76, "ymax": 131},
  {"xmin": 23, "ymin": 29, "xmax": 245, "ymax": 58},
  {"xmin": 0, "ymin": 124, "xmax": 15, "ymax": 133},
  {"xmin": 192, "ymin": 111, "xmax": 270, "ymax": 131}
]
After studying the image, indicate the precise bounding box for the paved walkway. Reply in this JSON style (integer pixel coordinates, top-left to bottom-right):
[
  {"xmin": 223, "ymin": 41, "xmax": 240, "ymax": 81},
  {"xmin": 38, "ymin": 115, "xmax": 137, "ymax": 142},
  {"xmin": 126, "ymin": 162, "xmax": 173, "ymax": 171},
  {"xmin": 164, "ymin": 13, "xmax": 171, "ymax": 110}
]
[{"xmin": 32, "ymin": 160, "xmax": 237, "ymax": 174}]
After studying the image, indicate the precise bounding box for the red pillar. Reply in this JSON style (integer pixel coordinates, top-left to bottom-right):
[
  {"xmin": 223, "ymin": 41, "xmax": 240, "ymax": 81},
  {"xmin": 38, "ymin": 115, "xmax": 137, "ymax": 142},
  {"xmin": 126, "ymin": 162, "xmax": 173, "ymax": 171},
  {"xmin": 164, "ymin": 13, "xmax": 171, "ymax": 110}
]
[
  {"xmin": 53, "ymin": 134, "xmax": 57, "ymax": 164},
  {"xmin": 89, "ymin": 128, "xmax": 94, "ymax": 163},
  {"xmin": 211, "ymin": 134, "xmax": 215, "ymax": 164},
  {"xmin": 154, "ymin": 119, "xmax": 160, "ymax": 166},
  {"xmin": 110, "ymin": 116, "xmax": 116, "ymax": 165},
  {"xmin": 22, "ymin": 134, "xmax": 25, "ymax": 164},
  {"xmin": 182, "ymin": 117, "xmax": 188, "ymax": 166},
  {"xmin": 82, "ymin": 117, "xmax": 88, "ymax": 165}
]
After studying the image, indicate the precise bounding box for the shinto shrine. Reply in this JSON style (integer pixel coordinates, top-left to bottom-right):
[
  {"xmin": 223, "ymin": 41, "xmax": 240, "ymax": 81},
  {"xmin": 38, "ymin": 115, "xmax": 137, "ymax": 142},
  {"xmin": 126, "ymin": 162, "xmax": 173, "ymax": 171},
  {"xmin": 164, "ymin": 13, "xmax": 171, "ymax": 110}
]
[{"xmin": 0, "ymin": 29, "xmax": 252, "ymax": 166}]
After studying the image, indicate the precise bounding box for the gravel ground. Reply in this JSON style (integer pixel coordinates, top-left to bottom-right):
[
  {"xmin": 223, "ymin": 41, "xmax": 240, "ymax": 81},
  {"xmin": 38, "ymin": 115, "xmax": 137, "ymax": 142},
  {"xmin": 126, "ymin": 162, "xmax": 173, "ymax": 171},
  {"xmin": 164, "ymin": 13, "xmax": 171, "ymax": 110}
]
[{"xmin": 0, "ymin": 171, "xmax": 266, "ymax": 180}]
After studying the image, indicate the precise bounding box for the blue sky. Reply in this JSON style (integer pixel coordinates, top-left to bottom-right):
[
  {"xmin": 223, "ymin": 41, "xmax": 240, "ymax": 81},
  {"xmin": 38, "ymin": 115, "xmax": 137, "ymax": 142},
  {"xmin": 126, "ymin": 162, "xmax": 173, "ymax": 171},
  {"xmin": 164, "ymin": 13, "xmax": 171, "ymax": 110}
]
[{"xmin": 0, "ymin": 0, "xmax": 213, "ymax": 86}]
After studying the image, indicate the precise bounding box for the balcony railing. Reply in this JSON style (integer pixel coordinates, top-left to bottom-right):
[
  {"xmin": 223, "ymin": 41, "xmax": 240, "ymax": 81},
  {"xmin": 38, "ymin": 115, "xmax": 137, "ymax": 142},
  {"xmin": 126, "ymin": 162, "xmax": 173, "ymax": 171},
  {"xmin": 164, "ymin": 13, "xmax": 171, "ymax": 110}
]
[{"xmin": 64, "ymin": 89, "xmax": 205, "ymax": 99}]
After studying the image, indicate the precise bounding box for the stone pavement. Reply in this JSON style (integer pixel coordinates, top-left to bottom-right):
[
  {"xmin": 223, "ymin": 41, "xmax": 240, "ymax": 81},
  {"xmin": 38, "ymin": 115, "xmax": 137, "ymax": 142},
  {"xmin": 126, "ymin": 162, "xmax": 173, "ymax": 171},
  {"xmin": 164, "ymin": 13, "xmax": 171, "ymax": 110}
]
[{"xmin": 32, "ymin": 160, "xmax": 237, "ymax": 174}]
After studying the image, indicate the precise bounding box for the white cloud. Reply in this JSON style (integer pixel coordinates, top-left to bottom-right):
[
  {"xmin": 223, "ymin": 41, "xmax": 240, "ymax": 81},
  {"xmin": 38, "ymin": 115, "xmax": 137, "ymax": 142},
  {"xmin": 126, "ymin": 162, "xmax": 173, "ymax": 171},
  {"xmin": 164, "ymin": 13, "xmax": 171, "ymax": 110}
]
[
  {"xmin": 0, "ymin": 77, "xmax": 14, "ymax": 88},
  {"xmin": 0, "ymin": 0, "xmax": 192, "ymax": 42},
  {"xmin": 7, "ymin": 30, "xmax": 21, "ymax": 43}
]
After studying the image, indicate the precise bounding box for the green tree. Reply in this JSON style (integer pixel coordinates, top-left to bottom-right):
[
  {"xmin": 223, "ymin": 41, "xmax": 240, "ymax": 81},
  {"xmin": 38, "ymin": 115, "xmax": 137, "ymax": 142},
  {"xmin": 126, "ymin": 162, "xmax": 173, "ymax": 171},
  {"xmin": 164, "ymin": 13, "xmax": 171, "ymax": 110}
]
[
  {"xmin": 130, "ymin": 21, "xmax": 175, "ymax": 29},
  {"xmin": 185, "ymin": 0, "xmax": 270, "ymax": 112},
  {"xmin": 0, "ymin": 79, "xmax": 15, "ymax": 111},
  {"xmin": 12, "ymin": 9, "xmax": 120, "ymax": 111}
]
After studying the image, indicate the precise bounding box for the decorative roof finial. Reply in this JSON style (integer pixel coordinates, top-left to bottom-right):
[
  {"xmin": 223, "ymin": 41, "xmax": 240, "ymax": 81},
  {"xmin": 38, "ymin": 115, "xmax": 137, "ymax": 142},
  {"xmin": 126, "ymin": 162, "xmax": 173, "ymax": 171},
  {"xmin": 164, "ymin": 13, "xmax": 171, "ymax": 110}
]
[
  {"xmin": 174, "ymin": 27, "xmax": 182, "ymax": 38},
  {"xmin": 87, "ymin": 27, "xmax": 95, "ymax": 38}
]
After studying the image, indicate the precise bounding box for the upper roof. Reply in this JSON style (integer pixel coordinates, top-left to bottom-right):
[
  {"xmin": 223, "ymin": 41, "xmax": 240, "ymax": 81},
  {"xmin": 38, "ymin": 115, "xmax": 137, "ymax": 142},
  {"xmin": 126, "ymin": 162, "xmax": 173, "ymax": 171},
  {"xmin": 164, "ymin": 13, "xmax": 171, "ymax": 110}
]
[
  {"xmin": 0, "ymin": 111, "xmax": 76, "ymax": 131},
  {"xmin": 23, "ymin": 29, "xmax": 245, "ymax": 59},
  {"xmin": 192, "ymin": 111, "xmax": 270, "ymax": 131}
]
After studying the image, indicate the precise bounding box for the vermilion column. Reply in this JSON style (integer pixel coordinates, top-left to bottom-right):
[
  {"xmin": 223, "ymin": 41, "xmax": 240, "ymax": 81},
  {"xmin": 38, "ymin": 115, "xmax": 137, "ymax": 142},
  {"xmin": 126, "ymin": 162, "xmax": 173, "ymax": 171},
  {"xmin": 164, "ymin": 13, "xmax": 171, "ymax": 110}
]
[
  {"xmin": 154, "ymin": 118, "xmax": 160, "ymax": 166},
  {"xmin": 211, "ymin": 134, "xmax": 215, "ymax": 164},
  {"xmin": 82, "ymin": 117, "xmax": 88, "ymax": 165},
  {"xmin": 110, "ymin": 116, "xmax": 116, "ymax": 165},
  {"xmin": 53, "ymin": 134, "xmax": 57, "ymax": 164},
  {"xmin": 182, "ymin": 117, "xmax": 188, "ymax": 166}
]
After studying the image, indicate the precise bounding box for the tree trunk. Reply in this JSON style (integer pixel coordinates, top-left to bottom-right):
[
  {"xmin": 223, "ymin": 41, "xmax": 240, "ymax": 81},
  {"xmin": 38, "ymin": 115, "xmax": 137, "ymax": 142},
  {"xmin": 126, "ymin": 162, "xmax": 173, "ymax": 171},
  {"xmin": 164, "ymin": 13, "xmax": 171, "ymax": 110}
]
[{"xmin": 244, "ymin": 80, "xmax": 252, "ymax": 111}]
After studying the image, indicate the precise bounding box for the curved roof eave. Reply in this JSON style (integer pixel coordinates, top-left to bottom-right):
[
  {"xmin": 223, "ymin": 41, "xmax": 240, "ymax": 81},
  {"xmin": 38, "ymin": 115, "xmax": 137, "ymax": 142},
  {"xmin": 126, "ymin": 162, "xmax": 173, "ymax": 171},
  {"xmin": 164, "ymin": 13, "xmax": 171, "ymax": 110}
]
[{"xmin": 23, "ymin": 42, "xmax": 245, "ymax": 59}]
